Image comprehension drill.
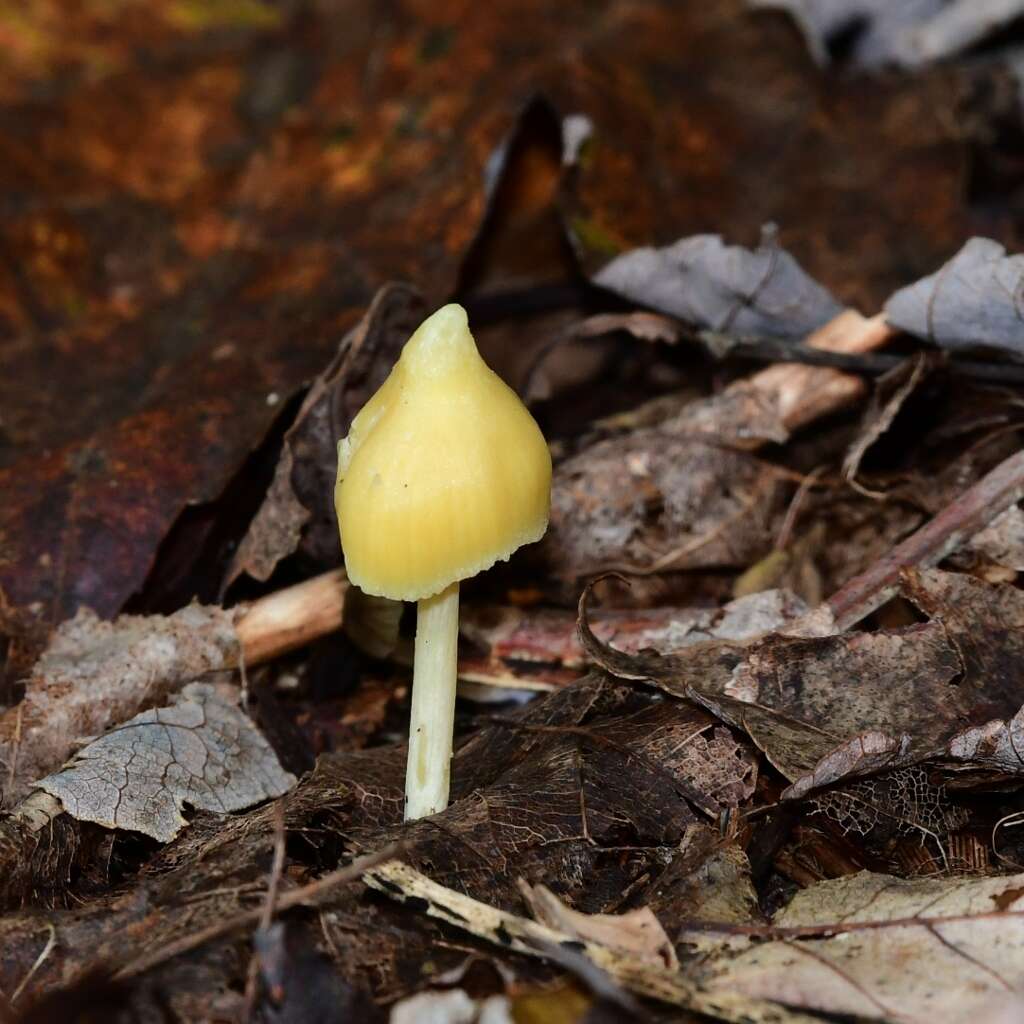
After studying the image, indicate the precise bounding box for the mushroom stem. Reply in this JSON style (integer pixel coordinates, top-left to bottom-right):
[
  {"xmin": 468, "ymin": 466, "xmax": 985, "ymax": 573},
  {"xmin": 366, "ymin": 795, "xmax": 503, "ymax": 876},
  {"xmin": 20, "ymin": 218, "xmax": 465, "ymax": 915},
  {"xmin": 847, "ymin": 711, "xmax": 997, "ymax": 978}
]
[{"xmin": 406, "ymin": 582, "xmax": 460, "ymax": 820}]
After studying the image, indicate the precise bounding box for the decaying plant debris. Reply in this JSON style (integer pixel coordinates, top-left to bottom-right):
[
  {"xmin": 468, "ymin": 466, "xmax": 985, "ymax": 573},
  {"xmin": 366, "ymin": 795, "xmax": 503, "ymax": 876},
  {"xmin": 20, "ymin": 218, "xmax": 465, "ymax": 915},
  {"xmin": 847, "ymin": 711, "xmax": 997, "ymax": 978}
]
[{"xmin": 5, "ymin": 3, "xmax": 1024, "ymax": 1023}]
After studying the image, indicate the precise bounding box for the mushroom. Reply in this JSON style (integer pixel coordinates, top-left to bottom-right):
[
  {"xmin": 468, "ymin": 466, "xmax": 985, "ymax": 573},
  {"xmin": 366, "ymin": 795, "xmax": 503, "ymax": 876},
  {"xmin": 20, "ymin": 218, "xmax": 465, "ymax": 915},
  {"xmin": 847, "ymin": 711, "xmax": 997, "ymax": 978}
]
[{"xmin": 334, "ymin": 304, "xmax": 552, "ymax": 819}]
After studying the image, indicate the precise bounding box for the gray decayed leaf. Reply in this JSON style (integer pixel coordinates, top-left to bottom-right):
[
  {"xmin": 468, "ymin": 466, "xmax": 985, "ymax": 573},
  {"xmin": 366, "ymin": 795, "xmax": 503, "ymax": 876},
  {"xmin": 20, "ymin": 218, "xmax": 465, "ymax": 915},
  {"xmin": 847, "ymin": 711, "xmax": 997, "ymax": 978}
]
[
  {"xmin": 36, "ymin": 682, "xmax": 295, "ymax": 842},
  {"xmin": 592, "ymin": 227, "xmax": 842, "ymax": 340},
  {"xmin": 0, "ymin": 603, "xmax": 239, "ymax": 804},
  {"xmin": 753, "ymin": 0, "xmax": 1024, "ymax": 68},
  {"xmin": 885, "ymin": 237, "xmax": 1024, "ymax": 356}
]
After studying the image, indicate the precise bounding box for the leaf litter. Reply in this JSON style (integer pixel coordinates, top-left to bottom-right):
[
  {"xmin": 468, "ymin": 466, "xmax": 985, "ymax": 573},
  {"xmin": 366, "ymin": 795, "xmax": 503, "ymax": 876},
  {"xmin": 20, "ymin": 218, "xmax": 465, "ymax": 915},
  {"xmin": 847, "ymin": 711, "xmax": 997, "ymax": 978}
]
[{"xmin": 4, "ymin": 4, "xmax": 1024, "ymax": 1024}]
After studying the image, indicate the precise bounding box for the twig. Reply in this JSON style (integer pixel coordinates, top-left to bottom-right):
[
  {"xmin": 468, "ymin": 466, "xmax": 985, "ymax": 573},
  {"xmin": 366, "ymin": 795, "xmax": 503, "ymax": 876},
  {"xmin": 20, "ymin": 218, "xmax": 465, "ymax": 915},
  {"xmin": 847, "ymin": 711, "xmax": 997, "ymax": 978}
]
[
  {"xmin": 775, "ymin": 465, "xmax": 827, "ymax": 551},
  {"xmin": 235, "ymin": 569, "xmax": 348, "ymax": 666},
  {"xmin": 675, "ymin": 903, "xmax": 1024, "ymax": 941},
  {"xmin": 816, "ymin": 448, "xmax": 1024, "ymax": 631},
  {"xmin": 10, "ymin": 923, "xmax": 56, "ymax": 1004},
  {"xmin": 112, "ymin": 843, "xmax": 402, "ymax": 981},
  {"xmin": 699, "ymin": 334, "xmax": 1024, "ymax": 385},
  {"xmin": 241, "ymin": 801, "xmax": 287, "ymax": 1021}
]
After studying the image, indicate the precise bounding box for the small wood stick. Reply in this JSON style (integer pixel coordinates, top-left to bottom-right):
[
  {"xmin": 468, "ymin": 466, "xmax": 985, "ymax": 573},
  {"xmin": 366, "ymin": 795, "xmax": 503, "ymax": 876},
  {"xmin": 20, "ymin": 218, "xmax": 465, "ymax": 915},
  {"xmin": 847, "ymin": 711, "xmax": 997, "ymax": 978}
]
[
  {"xmin": 817, "ymin": 448, "xmax": 1024, "ymax": 632},
  {"xmin": 235, "ymin": 569, "xmax": 347, "ymax": 666}
]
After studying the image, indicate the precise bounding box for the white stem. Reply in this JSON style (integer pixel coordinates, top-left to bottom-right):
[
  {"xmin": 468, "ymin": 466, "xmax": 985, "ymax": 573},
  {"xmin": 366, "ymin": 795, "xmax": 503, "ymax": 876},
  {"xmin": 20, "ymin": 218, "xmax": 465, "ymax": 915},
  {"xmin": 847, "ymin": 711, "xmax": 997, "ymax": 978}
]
[{"xmin": 405, "ymin": 582, "xmax": 460, "ymax": 820}]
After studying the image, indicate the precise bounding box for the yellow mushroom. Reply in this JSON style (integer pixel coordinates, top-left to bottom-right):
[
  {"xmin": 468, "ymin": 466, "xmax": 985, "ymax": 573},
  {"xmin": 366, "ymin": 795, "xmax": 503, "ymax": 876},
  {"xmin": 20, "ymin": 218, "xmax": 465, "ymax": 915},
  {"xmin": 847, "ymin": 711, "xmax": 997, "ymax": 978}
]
[{"xmin": 335, "ymin": 304, "xmax": 551, "ymax": 819}]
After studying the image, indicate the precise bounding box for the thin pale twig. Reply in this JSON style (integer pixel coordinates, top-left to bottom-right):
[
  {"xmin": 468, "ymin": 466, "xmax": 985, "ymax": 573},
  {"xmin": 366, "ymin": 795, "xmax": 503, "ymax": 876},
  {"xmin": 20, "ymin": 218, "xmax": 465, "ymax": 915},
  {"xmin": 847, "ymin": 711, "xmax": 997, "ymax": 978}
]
[{"xmin": 242, "ymin": 801, "xmax": 288, "ymax": 1021}]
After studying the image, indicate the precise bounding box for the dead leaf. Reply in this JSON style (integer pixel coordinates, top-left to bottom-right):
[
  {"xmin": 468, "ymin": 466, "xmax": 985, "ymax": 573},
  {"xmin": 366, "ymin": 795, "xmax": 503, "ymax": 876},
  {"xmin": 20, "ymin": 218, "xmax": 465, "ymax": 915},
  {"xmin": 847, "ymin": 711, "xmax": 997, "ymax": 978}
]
[
  {"xmin": 547, "ymin": 437, "xmax": 786, "ymax": 580},
  {"xmin": 696, "ymin": 869, "xmax": 1024, "ymax": 1023},
  {"xmin": 886, "ymin": 237, "xmax": 1024, "ymax": 356},
  {"xmin": 519, "ymin": 881, "xmax": 678, "ymax": 970},
  {"xmin": 842, "ymin": 352, "xmax": 933, "ymax": 496},
  {"xmin": 36, "ymin": 682, "xmax": 294, "ymax": 843},
  {"xmin": 366, "ymin": 860, "xmax": 823, "ymax": 1023},
  {"xmin": 0, "ymin": 602, "xmax": 238, "ymax": 803},
  {"xmin": 229, "ymin": 283, "xmax": 424, "ymax": 585},
  {"xmin": 760, "ymin": 0, "xmax": 1024, "ymax": 69},
  {"xmin": 592, "ymin": 227, "xmax": 842, "ymax": 339}
]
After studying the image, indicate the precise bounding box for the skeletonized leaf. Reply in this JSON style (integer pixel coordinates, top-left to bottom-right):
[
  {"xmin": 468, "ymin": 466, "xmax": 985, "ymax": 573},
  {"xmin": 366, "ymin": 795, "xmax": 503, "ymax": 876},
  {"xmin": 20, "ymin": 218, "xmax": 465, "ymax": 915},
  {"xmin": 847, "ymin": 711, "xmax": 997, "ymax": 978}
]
[
  {"xmin": 592, "ymin": 227, "xmax": 841, "ymax": 340},
  {"xmin": 885, "ymin": 237, "xmax": 1024, "ymax": 356},
  {"xmin": 37, "ymin": 683, "xmax": 295, "ymax": 842}
]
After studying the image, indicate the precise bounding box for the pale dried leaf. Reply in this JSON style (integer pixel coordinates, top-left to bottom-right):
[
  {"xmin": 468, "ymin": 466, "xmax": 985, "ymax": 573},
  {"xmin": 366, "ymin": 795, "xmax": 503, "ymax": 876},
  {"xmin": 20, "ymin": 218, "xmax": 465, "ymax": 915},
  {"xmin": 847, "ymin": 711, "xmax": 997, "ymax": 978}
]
[
  {"xmin": 701, "ymin": 869, "xmax": 1024, "ymax": 1023},
  {"xmin": 519, "ymin": 881, "xmax": 678, "ymax": 969},
  {"xmin": 0, "ymin": 604, "xmax": 239, "ymax": 803},
  {"xmin": 366, "ymin": 860, "xmax": 823, "ymax": 1023},
  {"xmin": 36, "ymin": 683, "xmax": 295, "ymax": 842},
  {"xmin": 886, "ymin": 237, "xmax": 1024, "ymax": 356},
  {"xmin": 965, "ymin": 505, "xmax": 1024, "ymax": 572},
  {"xmin": 593, "ymin": 227, "xmax": 842, "ymax": 339}
]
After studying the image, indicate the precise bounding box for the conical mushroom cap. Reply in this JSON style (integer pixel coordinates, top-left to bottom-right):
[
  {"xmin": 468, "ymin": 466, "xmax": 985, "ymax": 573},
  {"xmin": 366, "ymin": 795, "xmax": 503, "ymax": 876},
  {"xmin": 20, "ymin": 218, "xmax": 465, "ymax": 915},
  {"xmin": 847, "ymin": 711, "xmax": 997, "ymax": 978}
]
[{"xmin": 335, "ymin": 304, "xmax": 552, "ymax": 601}]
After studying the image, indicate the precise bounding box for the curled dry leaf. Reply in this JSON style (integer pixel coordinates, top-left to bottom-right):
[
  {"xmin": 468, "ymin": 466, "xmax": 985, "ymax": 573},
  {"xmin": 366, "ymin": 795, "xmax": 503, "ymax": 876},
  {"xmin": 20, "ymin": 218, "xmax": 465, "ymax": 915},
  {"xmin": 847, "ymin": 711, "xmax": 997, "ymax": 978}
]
[
  {"xmin": 229, "ymin": 283, "xmax": 425, "ymax": 585},
  {"xmin": 696, "ymin": 869, "xmax": 1024, "ymax": 1023},
  {"xmin": 885, "ymin": 237, "xmax": 1024, "ymax": 356},
  {"xmin": 36, "ymin": 682, "xmax": 295, "ymax": 843},
  {"xmin": 519, "ymin": 880, "xmax": 678, "ymax": 969},
  {"xmin": 592, "ymin": 227, "xmax": 842, "ymax": 339},
  {"xmin": 461, "ymin": 588, "xmax": 807, "ymax": 677},
  {"xmin": 842, "ymin": 351, "xmax": 933, "ymax": 496}
]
